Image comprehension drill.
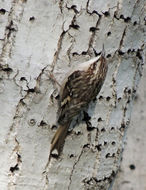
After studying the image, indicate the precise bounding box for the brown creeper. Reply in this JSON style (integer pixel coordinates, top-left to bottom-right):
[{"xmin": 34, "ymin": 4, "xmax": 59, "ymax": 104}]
[{"xmin": 50, "ymin": 46, "xmax": 108, "ymax": 157}]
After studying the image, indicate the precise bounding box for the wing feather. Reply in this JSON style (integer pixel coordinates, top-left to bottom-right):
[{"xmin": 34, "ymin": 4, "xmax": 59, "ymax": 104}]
[{"xmin": 58, "ymin": 70, "xmax": 99, "ymax": 125}]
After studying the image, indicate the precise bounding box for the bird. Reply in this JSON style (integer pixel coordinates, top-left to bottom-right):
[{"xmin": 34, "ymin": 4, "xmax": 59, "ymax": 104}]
[{"xmin": 50, "ymin": 45, "xmax": 108, "ymax": 158}]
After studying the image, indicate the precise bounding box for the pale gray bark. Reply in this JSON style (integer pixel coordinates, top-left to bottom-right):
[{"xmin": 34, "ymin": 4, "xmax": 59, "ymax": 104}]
[
  {"xmin": 0, "ymin": 0, "xmax": 145, "ymax": 190},
  {"xmin": 112, "ymin": 64, "xmax": 146, "ymax": 190}
]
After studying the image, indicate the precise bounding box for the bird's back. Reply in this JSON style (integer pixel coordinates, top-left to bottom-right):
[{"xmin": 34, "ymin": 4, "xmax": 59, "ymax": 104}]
[{"xmin": 58, "ymin": 56, "xmax": 108, "ymax": 125}]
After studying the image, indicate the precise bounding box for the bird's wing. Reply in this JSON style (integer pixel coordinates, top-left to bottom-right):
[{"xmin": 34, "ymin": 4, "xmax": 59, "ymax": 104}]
[{"xmin": 58, "ymin": 70, "xmax": 94, "ymax": 125}]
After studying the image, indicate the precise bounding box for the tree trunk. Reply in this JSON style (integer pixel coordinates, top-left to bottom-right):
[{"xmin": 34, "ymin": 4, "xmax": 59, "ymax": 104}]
[
  {"xmin": 0, "ymin": 0, "xmax": 145, "ymax": 190},
  {"xmin": 112, "ymin": 64, "xmax": 146, "ymax": 190}
]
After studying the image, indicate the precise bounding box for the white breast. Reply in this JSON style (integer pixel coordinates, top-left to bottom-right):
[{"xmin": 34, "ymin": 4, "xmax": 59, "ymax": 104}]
[{"xmin": 76, "ymin": 56, "xmax": 100, "ymax": 71}]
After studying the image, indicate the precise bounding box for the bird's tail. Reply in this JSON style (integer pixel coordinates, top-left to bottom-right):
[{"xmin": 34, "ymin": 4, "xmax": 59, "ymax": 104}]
[{"xmin": 50, "ymin": 123, "xmax": 70, "ymax": 157}]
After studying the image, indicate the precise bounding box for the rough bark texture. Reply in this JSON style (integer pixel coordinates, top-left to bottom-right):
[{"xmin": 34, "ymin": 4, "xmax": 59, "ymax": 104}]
[
  {"xmin": 113, "ymin": 64, "xmax": 146, "ymax": 190},
  {"xmin": 0, "ymin": 0, "xmax": 145, "ymax": 190}
]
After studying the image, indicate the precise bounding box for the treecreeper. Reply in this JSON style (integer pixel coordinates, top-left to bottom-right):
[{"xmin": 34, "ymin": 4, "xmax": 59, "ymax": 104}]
[{"xmin": 50, "ymin": 45, "xmax": 108, "ymax": 158}]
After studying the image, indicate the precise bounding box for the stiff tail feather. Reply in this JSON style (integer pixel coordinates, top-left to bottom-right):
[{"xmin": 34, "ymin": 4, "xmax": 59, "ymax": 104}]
[{"xmin": 50, "ymin": 124, "xmax": 70, "ymax": 158}]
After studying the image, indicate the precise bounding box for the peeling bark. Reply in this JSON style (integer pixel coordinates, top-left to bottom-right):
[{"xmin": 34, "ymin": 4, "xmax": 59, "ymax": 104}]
[{"xmin": 0, "ymin": 0, "xmax": 145, "ymax": 190}]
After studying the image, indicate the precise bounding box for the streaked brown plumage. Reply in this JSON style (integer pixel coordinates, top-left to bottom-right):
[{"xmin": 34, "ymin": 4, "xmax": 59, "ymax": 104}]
[{"xmin": 50, "ymin": 46, "xmax": 108, "ymax": 157}]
